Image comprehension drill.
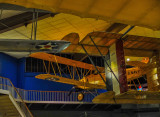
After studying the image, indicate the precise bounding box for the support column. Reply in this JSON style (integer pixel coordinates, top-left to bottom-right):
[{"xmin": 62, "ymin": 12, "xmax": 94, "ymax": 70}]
[
  {"xmin": 109, "ymin": 39, "xmax": 128, "ymax": 95},
  {"xmin": 147, "ymin": 51, "xmax": 160, "ymax": 91},
  {"xmin": 105, "ymin": 52, "xmax": 113, "ymax": 91},
  {"xmin": 155, "ymin": 51, "xmax": 160, "ymax": 88}
]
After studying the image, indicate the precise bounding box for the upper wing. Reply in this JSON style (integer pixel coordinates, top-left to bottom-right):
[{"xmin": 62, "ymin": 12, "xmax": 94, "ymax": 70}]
[
  {"xmin": 62, "ymin": 31, "xmax": 160, "ymax": 57},
  {"xmin": 62, "ymin": 32, "xmax": 116, "ymax": 56},
  {"xmin": 30, "ymin": 52, "xmax": 104, "ymax": 72}
]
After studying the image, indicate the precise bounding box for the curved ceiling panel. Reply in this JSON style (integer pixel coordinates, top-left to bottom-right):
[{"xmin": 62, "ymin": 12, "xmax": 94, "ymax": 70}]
[{"xmin": 1, "ymin": 0, "xmax": 160, "ymax": 30}]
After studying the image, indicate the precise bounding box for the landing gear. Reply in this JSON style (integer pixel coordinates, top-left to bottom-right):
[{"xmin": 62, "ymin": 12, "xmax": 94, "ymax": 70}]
[{"xmin": 78, "ymin": 92, "xmax": 84, "ymax": 101}]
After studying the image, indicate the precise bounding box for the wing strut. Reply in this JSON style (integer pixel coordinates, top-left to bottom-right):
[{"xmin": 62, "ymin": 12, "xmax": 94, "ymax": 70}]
[{"xmin": 81, "ymin": 44, "xmax": 106, "ymax": 87}]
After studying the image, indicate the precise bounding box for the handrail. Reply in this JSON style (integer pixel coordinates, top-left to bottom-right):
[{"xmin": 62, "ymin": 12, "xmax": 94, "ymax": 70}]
[
  {"xmin": 16, "ymin": 88, "xmax": 94, "ymax": 102},
  {"xmin": 16, "ymin": 88, "xmax": 78, "ymax": 92},
  {"xmin": 0, "ymin": 78, "xmax": 95, "ymax": 103},
  {"xmin": 0, "ymin": 76, "xmax": 33, "ymax": 117}
]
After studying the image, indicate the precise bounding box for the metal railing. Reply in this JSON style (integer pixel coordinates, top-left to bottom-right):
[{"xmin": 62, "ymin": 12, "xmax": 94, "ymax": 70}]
[
  {"xmin": 0, "ymin": 77, "xmax": 33, "ymax": 117},
  {"xmin": 0, "ymin": 77, "xmax": 95, "ymax": 103},
  {"xmin": 17, "ymin": 88, "xmax": 95, "ymax": 102}
]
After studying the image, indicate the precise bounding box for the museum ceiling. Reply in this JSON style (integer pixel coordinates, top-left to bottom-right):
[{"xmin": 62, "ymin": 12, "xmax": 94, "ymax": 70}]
[{"xmin": 0, "ymin": 1, "xmax": 160, "ymax": 59}]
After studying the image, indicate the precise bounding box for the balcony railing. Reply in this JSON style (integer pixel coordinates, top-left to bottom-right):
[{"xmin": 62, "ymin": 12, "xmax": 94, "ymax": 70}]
[
  {"xmin": 17, "ymin": 88, "xmax": 95, "ymax": 102},
  {"xmin": 0, "ymin": 76, "xmax": 96, "ymax": 104},
  {"xmin": 0, "ymin": 76, "xmax": 33, "ymax": 117}
]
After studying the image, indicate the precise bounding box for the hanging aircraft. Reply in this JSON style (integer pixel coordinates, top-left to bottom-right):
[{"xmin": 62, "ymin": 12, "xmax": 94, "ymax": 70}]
[
  {"xmin": 0, "ymin": 39, "xmax": 70, "ymax": 53},
  {"xmin": 29, "ymin": 52, "xmax": 106, "ymax": 89},
  {"xmin": 29, "ymin": 52, "xmax": 149, "ymax": 100},
  {"xmin": 92, "ymin": 59, "xmax": 160, "ymax": 104}
]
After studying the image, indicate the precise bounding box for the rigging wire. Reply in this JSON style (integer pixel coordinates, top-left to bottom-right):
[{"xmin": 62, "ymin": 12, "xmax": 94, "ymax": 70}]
[
  {"xmin": 81, "ymin": 44, "xmax": 106, "ymax": 85},
  {"xmin": 0, "ymin": 9, "xmax": 3, "ymax": 20},
  {"xmin": 31, "ymin": 9, "xmax": 38, "ymax": 40},
  {"xmin": 30, "ymin": 9, "xmax": 35, "ymax": 40},
  {"xmin": 89, "ymin": 36, "xmax": 121, "ymax": 85},
  {"xmin": 0, "ymin": 12, "xmax": 30, "ymax": 39},
  {"xmin": 34, "ymin": 11, "xmax": 38, "ymax": 40}
]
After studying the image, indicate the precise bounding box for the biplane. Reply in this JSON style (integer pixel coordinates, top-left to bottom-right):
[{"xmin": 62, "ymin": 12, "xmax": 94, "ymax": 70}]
[{"xmin": 29, "ymin": 52, "xmax": 149, "ymax": 100}]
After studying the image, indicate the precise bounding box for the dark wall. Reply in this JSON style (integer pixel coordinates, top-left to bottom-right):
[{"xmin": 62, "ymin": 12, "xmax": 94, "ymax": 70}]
[
  {"xmin": 31, "ymin": 110, "xmax": 160, "ymax": 117},
  {"xmin": 0, "ymin": 53, "xmax": 18, "ymax": 87}
]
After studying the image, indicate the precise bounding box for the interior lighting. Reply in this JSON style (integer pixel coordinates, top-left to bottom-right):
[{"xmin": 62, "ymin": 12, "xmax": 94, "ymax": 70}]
[{"xmin": 127, "ymin": 58, "xmax": 130, "ymax": 61}]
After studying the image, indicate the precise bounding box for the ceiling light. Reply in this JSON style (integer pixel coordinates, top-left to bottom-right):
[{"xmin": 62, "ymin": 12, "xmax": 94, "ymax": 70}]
[{"xmin": 127, "ymin": 58, "xmax": 130, "ymax": 61}]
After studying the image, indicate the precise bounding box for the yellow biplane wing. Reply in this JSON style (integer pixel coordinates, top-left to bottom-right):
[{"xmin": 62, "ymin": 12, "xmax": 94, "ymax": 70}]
[
  {"xmin": 36, "ymin": 74, "xmax": 106, "ymax": 90},
  {"xmin": 30, "ymin": 52, "xmax": 106, "ymax": 90},
  {"xmin": 30, "ymin": 52, "xmax": 104, "ymax": 72}
]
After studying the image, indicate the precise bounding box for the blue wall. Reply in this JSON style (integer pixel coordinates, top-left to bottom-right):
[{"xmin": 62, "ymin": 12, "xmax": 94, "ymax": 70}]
[
  {"xmin": 0, "ymin": 53, "xmax": 18, "ymax": 87},
  {"xmin": 20, "ymin": 72, "xmax": 73, "ymax": 91},
  {"xmin": 0, "ymin": 53, "xmax": 106, "ymax": 93},
  {"xmin": 0, "ymin": 53, "xmax": 73, "ymax": 91},
  {"xmin": 17, "ymin": 57, "xmax": 25, "ymax": 89},
  {"xmin": 17, "ymin": 58, "xmax": 73, "ymax": 91}
]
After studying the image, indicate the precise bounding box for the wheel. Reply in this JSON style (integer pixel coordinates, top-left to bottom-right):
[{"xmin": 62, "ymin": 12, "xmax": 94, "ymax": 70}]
[{"xmin": 78, "ymin": 92, "xmax": 84, "ymax": 101}]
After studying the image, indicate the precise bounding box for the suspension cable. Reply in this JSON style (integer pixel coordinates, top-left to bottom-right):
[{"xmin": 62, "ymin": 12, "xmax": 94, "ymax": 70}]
[
  {"xmin": 31, "ymin": 9, "xmax": 35, "ymax": 40},
  {"xmin": 81, "ymin": 44, "xmax": 106, "ymax": 85},
  {"xmin": 89, "ymin": 36, "xmax": 120, "ymax": 85},
  {"xmin": 34, "ymin": 11, "xmax": 38, "ymax": 40},
  {"xmin": 0, "ymin": 9, "xmax": 3, "ymax": 20}
]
